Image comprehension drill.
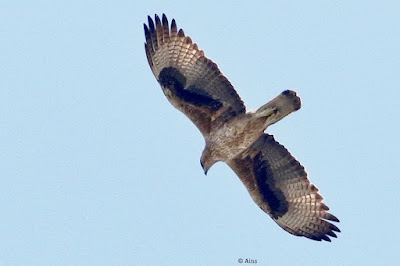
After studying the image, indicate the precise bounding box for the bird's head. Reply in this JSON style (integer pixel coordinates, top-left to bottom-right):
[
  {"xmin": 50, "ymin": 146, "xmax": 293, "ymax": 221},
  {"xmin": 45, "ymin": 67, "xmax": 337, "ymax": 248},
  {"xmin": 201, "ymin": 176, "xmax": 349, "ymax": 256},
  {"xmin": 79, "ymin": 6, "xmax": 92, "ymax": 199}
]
[{"xmin": 200, "ymin": 148, "xmax": 216, "ymax": 175}]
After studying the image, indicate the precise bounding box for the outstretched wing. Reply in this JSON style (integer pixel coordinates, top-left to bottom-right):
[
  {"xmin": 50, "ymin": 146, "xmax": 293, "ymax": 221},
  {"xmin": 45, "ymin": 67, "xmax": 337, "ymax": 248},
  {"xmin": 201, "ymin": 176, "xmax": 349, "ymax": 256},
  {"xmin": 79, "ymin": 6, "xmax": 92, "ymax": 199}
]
[
  {"xmin": 144, "ymin": 14, "xmax": 245, "ymax": 136},
  {"xmin": 228, "ymin": 134, "xmax": 340, "ymax": 241}
]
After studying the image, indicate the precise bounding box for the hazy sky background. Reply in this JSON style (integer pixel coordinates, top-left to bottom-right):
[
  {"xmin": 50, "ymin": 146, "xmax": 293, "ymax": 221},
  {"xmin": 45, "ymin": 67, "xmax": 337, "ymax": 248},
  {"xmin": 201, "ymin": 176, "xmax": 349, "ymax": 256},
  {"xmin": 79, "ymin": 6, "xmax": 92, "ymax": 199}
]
[{"xmin": 1, "ymin": 1, "xmax": 399, "ymax": 265}]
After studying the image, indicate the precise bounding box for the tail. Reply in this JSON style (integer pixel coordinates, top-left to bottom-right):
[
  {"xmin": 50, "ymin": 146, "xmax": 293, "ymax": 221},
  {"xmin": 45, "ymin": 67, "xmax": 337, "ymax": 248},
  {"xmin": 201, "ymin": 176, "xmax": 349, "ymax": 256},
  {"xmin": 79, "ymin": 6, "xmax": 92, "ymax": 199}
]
[{"xmin": 255, "ymin": 90, "xmax": 301, "ymax": 126}]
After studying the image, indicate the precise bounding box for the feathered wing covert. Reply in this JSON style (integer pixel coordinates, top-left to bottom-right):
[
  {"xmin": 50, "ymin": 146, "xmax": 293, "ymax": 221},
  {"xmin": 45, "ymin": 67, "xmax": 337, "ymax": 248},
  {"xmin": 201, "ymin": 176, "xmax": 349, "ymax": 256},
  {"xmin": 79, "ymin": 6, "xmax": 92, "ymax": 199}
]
[
  {"xmin": 144, "ymin": 14, "xmax": 245, "ymax": 135},
  {"xmin": 144, "ymin": 14, "xmax": 340, "ymax": 241},
  {"xmin": 228, "ymin": 134, "xmax": 340, "ymax": 241}
]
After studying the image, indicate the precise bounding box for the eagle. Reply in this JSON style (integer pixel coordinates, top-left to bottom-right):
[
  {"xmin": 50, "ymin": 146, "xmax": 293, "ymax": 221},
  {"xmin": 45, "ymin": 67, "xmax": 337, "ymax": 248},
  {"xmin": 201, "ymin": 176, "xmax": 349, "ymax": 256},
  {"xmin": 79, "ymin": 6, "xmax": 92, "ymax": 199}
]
[{"xmin": 144, "ymin": 14, "xmax": 340, "ymax": 241}]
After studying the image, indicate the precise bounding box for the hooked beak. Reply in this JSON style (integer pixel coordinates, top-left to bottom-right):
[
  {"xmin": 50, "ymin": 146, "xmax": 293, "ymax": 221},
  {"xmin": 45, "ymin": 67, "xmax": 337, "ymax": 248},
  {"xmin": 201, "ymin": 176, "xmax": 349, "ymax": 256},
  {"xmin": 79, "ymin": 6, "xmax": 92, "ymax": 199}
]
[{"xmin": 200, "ymin": 160, "xmax": 208, "ymax": 175}]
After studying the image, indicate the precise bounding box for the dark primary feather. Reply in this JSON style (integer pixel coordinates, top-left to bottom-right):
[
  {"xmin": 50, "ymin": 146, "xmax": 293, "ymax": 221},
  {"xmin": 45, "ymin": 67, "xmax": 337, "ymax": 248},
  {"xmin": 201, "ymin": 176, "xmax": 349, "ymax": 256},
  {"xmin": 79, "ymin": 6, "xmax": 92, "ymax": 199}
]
[
  {"xmin": 228, "ymin": 134, "xmax": 340, "ymax": 241},
  {"xmin": 144, "ymin": 14, "xmax": 245, "ymax": 136}
]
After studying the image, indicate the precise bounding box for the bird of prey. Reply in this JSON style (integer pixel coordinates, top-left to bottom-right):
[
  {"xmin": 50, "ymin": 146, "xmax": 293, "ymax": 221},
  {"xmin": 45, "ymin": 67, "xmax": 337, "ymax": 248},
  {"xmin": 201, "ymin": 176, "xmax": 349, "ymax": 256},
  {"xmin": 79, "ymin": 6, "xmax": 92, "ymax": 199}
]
[{"xmin": 144, "ymin": 14, "xmax": 340, "ymax": 241}]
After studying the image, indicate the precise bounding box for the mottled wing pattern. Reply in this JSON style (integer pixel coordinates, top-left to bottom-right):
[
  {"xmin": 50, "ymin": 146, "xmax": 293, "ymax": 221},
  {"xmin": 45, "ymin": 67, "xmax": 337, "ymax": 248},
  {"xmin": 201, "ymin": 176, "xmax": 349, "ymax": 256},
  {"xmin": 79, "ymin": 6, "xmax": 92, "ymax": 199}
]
[
  {"xmin": 228, "ymin": 134, "xmax": 340, "ymax": 241},
  {"xmin": 144, "ymin": 14, "xmax": 245, "ymax": 136}
]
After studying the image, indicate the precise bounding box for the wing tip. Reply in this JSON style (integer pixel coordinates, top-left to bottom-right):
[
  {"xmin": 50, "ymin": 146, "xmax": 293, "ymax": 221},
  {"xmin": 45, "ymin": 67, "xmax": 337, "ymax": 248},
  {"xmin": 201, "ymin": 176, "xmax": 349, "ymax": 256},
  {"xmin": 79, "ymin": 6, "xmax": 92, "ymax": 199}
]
[
  {"xmin": 178, "ymin": 28, "xmax": 185, "ymax": 37},
  {"xmin": 143, "ymin": 23, "xmax": 150, "ymax": 37},
  {"xmin": 324, "ymin": 212, "xmax": 340, "ymax": 223},
  {"xmin": 326, "ymin": 231, "xmax": 337, "ymax": 238},
  {"xmin": 321, "ymin": 235, "xmax": 331, "ymax": 242},
  {"xmin": 147, "ymin": 15, "xmax": 154, "ymax": 29}
]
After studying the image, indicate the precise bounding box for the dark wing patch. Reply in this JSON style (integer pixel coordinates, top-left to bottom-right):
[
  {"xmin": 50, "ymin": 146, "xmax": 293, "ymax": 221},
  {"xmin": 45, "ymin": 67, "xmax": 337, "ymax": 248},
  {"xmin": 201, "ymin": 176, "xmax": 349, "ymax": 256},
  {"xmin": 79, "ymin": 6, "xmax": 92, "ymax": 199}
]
[
  {"xmin": 253, "ymin": 152, "xmax": 289, "ymax": 218},
  {"xmin": 159, "ymin": 67, "xmax": 222, "ymax": 112},
  {"xmin": 228, "ymin": 134, "xmax": 340, "ymax": 242},
  {"xmin": 144, "ymin": 14, "xmax": 245, "ymax": 136}
]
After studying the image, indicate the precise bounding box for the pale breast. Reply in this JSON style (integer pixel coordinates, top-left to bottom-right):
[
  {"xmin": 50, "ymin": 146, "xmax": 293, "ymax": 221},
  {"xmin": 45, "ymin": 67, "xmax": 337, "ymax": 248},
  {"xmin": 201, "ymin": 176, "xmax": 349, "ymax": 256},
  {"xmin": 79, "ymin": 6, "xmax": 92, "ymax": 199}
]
[{"xmin": 208, "ymin": 114, "xmax": 265, "ymax": 161}]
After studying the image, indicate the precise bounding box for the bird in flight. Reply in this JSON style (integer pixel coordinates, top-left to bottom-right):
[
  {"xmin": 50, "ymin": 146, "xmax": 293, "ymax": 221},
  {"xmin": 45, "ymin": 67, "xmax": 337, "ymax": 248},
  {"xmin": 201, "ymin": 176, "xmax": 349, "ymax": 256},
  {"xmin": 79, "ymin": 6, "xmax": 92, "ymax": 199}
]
[{"xmin": 144, "ymin": 14, "xmax": 340, "ymax": 241}]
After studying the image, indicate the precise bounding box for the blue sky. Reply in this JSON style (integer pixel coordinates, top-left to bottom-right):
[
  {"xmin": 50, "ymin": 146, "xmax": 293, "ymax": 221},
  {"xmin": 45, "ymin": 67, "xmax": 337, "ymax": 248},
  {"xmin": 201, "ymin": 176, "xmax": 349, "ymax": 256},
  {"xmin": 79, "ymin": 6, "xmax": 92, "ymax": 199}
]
[{"xmin": 1, "ymin": 1, "xmax": 399, "ymax": 265}]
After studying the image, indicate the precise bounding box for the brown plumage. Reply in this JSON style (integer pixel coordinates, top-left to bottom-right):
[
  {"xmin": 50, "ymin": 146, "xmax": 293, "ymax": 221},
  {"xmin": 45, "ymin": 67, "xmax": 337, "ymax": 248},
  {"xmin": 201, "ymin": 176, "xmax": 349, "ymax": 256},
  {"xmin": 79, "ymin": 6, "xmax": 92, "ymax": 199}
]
[{"xmin": 144, "ymin": 14, "xmax": 340, "ymax": 241}]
